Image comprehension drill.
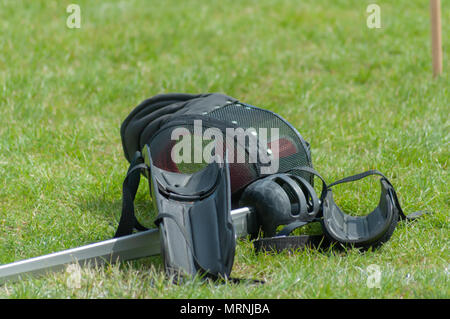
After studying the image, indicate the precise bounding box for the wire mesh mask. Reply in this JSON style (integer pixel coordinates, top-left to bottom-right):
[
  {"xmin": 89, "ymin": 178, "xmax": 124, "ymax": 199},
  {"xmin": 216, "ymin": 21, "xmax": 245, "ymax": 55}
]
[{"xmin": 120, "ymin": 93, "xmax": 313, "ymax": 204}]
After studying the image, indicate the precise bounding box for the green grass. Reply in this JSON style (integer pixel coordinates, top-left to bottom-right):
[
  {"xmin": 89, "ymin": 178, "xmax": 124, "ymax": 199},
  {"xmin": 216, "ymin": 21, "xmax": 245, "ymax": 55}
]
[{"xmin": 0, "ymin": 0, "xmax": 448, "ymax": 298}]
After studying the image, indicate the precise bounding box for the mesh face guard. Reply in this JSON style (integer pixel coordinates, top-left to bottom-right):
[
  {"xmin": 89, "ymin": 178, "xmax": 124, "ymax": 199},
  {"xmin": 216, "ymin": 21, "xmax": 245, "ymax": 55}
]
[{"xmin": 146, "ymin": 102, "xmax": 313, "ymax": 203}]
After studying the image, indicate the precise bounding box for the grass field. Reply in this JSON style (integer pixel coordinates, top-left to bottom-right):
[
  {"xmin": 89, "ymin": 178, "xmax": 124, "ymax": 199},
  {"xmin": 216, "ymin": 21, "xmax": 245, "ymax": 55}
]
[{"xmin": 0, "ymin": 0, "xmax": 448, "ymax": 298}]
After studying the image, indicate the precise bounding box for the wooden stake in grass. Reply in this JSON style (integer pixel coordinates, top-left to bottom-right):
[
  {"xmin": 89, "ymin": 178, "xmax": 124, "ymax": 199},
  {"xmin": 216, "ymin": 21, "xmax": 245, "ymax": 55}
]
[{"xmin": 430, "ymin": 0, "xmax": 443, "ymax": 77}]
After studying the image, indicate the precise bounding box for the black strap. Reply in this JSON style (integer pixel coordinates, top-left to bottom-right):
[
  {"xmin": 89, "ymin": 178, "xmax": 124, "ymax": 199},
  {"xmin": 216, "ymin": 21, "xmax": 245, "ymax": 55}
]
[
  {"xmin": 254, "ymin": 218, "xmax": 328, "ymax": 253},
  {"xmin": 328, "ymin": 169, "xmax": 387, "ymax": 188},
  {"xmin": 114, "ymin": 152, "xmax": 149, "ymax": 238},
  {"xmin": 288, "ymin": 166, "xmax": 328, "ymax": 200},
  {"xmin": 327, "ymin": 170, "xmax": 430, "ymax": 221},
  {"xmin": 276, "ymin": 221, "xmax": 309, "ymax": 237}
]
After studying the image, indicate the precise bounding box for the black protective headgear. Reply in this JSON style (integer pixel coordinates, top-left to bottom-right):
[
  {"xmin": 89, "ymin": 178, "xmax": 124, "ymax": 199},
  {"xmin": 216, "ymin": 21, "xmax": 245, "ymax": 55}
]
[{"xmin": 116, "ymin": 93, "xmax": 425, "ymax": 278}]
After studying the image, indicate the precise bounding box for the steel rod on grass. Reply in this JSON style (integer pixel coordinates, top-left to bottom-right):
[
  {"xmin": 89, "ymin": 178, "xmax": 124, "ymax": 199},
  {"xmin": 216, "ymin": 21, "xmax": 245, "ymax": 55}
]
[{"xmin": 0, "ymin": 207, "xmax": 254, "ymax": 284}]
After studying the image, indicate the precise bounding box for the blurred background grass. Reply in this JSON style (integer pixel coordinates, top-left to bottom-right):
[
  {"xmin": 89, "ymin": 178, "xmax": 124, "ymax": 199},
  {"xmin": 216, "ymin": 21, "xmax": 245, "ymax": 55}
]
[{"xmin": 0, "ymin": 0, "xmax": 448, "ymax": 298}]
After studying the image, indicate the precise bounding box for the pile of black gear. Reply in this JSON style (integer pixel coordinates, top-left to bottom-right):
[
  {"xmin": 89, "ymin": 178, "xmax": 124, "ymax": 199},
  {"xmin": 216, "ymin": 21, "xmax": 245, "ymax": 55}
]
[{"xmin": 116, "ymin": 93, "xmax": 425, "ymax": 281}]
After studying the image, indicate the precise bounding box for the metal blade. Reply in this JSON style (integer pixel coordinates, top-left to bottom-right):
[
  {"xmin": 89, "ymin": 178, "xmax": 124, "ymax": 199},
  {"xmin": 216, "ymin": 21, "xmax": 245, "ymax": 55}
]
[{"xmin": 0, "ymin": 207, "xmax": 255, "ymax": 284}]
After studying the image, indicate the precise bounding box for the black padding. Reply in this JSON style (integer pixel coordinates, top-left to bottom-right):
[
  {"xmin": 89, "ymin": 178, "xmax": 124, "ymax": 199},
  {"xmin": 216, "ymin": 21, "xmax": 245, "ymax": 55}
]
[
  {"xmin": 238, "ymin": 173, "xmax": 321, "ymax": 237},
  {"xmin": 288, "ymin": 174, "xmax": 320, "ymax": 217},
  {"xmin": 288, "ymin": 166, "xmax": 328, "ymax": 200},
  {"xmin": 272, "ymin": 174, "xmax": 308, "ymax": 218},
  {"xmin": 121, "ymin": 93, "xmax": 238, "ymax": 163},
  {"xmin": 239, "ymin": 177, "xmax": 293, "ymax": 237},
  {"xmin": 145, "ymin": 145, "xmax": 236, "ymax": 279},
  {"xmin": 151, "ymin": 160, "xmax": 220, "ymax": 198}
]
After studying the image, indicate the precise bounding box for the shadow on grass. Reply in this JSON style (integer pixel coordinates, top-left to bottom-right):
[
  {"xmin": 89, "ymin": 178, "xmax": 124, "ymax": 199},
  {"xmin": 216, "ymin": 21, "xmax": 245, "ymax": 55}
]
[
  {"xmin": 77, "ymin": 194, "xmax": 157, "ymax": 231},
  {"xmin": 75, "ymin": 195, "xmax": 164, "ymax": 274}
]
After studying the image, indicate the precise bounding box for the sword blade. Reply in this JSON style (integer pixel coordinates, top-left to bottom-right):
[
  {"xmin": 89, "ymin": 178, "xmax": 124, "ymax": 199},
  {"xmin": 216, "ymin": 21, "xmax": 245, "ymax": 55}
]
[{"xmin": 0, "ymin": 207, "xmax": 255, "ymax": 284}]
